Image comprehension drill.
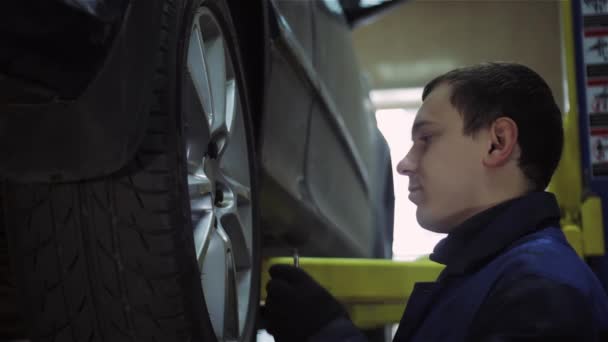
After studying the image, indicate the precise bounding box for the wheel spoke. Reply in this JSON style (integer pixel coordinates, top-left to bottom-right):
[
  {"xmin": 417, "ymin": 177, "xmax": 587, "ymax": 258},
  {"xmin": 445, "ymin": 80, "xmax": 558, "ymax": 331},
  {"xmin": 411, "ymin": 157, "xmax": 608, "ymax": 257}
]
[
  {"xmin": 220, "ymin": 227, "xmax": 239, "ymax": 340},
  {"xmin": 189, "ymin": 172, "xmax": 214, "ymax": 226},
  {"xmin": 235, "ymin": 267, "xmax": 252, "ymax": 337},
  {"xmin": 188, "ymin": 173, "xmax": 212, "ymax": 200},
  {"xmin": 218, "ymin": 100, "xmax": 251, "ymax": 191},
  {"xmin": 193, "ymin": 211, "xmax": 215, "ymax": 267},
  {"xmin": 225, "ymin": 79, "xmax": 237, "ymax": 135},
  {"xmin": 216, "ymin": 206, "xmax": 251, "ymax": 272},
  {"xmin": 201, "ymin": 228, "xmax": 227, "ymax": 339},
  {"xmin": 187, "ymin": 23, "xmax": 213, "ymax": 125},
  {"xmin": 201, "ymin": 226, "xmax": 239, "ymax": 340},
  {"xmin": 213, "ymin": 79, "xmax": 237, "ymax": 157},
  {"xmin": 221, "ymin": 173, "xmax": 251, "ymax": 206},
  {"xmin": 183, "ymin": 75, "xmax": 211, "ymax": 173},
  {"xmin": 200, "ymin": 24, "xmax": 227, "ymax": 137}
]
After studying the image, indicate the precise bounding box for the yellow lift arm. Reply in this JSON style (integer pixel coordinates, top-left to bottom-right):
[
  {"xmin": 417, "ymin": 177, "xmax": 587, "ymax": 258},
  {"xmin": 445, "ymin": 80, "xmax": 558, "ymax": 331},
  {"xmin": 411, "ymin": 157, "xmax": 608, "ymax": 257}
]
[{"xmin": 261, "ymin": 257, "xmax": 444, "ymax": 329}]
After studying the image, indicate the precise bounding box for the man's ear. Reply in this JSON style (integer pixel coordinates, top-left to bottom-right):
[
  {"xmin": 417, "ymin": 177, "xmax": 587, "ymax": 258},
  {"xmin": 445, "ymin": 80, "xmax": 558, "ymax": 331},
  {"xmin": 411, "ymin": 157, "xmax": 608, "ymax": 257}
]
[{"xmin": 482, "ymin": 117, "xmax": 518, "ymax": 168}]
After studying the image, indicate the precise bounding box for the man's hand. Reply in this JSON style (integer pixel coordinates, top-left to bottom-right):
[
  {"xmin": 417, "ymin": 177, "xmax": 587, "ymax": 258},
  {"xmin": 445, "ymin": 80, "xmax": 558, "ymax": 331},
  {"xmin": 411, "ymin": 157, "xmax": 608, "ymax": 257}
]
[{"xmin": 263, "ymin": 264, "xmax": 348, "ymax": 342}]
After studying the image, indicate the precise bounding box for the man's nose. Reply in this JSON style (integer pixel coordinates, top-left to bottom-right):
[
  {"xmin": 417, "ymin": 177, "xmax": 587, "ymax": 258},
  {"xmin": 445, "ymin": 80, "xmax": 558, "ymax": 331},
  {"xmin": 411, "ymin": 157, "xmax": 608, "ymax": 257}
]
[{"xmin": 396, "ymin": 153, "xmax": 416, "ymax": 176}]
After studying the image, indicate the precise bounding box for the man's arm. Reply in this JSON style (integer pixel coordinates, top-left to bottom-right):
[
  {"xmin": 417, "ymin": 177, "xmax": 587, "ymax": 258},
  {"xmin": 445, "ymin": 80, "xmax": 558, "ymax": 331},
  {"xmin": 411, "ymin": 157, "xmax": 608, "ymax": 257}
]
[{"xmin": 468, "ymin": 274, "xmax": 599, "ymax": 341}]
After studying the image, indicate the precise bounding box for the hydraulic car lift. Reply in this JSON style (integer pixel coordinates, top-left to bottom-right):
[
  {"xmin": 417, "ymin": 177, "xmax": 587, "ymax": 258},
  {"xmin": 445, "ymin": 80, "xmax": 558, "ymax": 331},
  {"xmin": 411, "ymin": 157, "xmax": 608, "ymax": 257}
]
[{"xmin": 262, "ymin": 0, "xmax": 608, "ymax": 330}]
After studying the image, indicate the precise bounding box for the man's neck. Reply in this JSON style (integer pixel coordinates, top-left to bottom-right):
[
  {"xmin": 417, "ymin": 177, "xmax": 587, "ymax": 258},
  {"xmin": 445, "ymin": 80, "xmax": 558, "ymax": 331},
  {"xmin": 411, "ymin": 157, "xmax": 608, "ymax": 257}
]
[{"xmin": 444, "ymin": 191, "xmax": 531, "ymax": 234}]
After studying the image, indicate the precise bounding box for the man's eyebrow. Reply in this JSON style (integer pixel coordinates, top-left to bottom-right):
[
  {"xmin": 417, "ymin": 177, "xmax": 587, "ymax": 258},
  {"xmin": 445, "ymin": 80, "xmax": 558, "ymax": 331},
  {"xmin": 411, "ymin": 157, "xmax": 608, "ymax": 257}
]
[{"xmin": 411, "ymin": 120, "xmax": 435, "ymax": 136}]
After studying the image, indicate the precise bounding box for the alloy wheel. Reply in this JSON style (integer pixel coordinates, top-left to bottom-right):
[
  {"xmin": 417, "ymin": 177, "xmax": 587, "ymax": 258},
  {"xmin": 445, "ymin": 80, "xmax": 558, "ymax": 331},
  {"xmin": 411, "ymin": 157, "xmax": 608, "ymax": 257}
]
[{"xmin": 183, "ymin": 6, "xmax": 254, "ymax": 341}]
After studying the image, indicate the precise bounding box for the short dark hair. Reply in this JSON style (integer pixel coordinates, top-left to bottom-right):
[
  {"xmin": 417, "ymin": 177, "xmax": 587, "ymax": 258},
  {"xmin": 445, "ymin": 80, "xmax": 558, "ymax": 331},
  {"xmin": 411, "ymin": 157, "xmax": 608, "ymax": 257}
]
[{"xmin": 422, "ymin": 62, "xmax": 563, "ymax": 191}]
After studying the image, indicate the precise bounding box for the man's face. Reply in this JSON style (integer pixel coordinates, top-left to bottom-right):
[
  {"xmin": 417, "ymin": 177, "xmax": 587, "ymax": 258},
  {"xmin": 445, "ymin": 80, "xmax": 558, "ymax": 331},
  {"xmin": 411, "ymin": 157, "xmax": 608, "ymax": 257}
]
[{"xmin": 397, "ymin": 83, "xmax": 490, "ymax": 233}]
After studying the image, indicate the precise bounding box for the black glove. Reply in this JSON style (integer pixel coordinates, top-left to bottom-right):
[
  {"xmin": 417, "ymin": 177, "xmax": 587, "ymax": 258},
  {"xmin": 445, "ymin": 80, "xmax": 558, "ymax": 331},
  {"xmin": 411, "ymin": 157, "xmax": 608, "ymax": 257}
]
[{"xmin": 263, "ymin": 264, "xmax": 348, "ymax": 342}]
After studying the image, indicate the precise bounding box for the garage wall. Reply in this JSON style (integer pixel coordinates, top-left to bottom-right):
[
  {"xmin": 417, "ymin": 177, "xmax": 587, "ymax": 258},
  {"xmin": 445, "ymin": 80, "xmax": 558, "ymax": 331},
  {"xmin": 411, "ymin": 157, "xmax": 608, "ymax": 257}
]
[{"xmin": 352, "ymin": 0, "xmax": 564, "ymax": 109}]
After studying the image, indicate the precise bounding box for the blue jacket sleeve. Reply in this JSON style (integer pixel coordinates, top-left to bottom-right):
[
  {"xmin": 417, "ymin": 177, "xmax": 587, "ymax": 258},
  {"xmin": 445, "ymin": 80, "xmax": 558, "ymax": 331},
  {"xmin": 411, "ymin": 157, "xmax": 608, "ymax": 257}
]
[{"xmin": 307, "ymin": 317, "xmax": 369, "ymax": 342}]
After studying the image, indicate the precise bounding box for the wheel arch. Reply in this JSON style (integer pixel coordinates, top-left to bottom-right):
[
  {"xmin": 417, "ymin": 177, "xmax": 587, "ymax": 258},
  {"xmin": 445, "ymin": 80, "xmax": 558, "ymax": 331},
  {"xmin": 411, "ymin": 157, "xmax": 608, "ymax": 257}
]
[{"xmin": 0, "ymin": 1, "xmax": 171, "ymax": 183}]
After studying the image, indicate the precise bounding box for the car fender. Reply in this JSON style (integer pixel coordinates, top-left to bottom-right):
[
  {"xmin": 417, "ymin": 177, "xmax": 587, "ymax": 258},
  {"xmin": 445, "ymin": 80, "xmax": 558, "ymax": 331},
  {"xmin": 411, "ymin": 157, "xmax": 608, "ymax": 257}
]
[{"xmin": 0, "ymin": 0, "xmax": 167, "ymax": 182}]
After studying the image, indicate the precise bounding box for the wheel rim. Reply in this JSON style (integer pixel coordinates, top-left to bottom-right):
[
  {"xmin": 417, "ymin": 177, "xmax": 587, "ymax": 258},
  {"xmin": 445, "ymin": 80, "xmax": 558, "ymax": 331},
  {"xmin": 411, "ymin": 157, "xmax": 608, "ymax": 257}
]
[{"xmin": 183, "ymin": 7, "xmax": 254, "ymax": 341}]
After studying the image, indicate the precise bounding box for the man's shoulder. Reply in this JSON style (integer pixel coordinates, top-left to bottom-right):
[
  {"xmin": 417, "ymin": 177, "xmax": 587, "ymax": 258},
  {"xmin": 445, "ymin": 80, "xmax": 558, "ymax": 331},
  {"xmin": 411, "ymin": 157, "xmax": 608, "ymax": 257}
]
[
  {"xmin": 469, "ymin": 271, "xmax": 608, "ymax": 340},
  {"xmin": 490, "ymin": 227, "xmax": 604, "ymax": 295},
  {"xmin": 467, "ymin": 229, "xmax": 608, "ymax": 339}
]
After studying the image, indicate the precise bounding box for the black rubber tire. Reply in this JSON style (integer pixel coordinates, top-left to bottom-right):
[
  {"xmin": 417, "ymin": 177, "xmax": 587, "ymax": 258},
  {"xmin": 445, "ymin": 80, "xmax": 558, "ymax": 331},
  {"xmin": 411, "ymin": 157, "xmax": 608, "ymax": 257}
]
[
  {"xmin": 2, "ymin": 0, "xmax": 260, "ymax": 341},
  {"xmin": 0, "ymin": 204, "xmax": 27, "ymax": 340}
]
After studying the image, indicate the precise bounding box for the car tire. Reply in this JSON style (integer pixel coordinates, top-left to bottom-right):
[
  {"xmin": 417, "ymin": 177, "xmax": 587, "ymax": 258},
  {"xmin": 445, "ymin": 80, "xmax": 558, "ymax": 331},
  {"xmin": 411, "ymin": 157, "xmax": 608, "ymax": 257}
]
[{"xmin": 2, "ymin": 0, "xmax": 260, "ymax": 341}]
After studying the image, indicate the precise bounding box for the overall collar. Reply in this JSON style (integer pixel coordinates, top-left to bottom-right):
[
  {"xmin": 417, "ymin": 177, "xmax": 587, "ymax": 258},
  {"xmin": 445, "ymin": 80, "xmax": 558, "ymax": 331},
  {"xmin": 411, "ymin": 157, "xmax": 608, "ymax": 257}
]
[{"xmin": 429, "ymin": 191, "xmax": 561, "ymax": 277}]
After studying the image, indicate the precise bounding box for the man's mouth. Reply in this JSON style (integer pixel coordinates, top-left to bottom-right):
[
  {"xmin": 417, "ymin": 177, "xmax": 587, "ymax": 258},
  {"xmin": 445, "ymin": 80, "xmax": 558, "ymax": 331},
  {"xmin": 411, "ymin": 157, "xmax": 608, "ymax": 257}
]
[{"xmin": 408, "ymin": 187, "xmax": 423, "ymax": 203}]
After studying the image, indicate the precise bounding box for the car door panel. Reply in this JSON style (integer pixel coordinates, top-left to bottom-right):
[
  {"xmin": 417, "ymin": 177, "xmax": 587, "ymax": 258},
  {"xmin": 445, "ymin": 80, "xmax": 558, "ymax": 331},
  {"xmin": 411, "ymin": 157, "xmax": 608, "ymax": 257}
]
[
  {"xmin": 306, "ymin": 102, "xmax": 374, "ymax": 256},
  {"xmin": 260, "ymin": 50, "xmax": 311, "ymax": 204},
  {"xmin": 260, "ymin": 0, "xmax": 393, "ymax": 258},
  {"xmin": 259, "ymin": 0, "xmax": 315, "ymax": 244},
  {"xmin": 305, "ymin": 0, "xmax": 393, "ymax": 258},
  {"xmin": 312, "ymin": 0, "xmax": 378, "ymax": 172}
]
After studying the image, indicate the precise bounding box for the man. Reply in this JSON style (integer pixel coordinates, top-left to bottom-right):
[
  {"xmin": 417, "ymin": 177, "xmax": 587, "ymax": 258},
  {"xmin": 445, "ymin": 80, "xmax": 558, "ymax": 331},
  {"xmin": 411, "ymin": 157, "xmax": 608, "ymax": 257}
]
[{"xmin": 263, "ymin": 63, "xmax": 608, "ymax": 341}]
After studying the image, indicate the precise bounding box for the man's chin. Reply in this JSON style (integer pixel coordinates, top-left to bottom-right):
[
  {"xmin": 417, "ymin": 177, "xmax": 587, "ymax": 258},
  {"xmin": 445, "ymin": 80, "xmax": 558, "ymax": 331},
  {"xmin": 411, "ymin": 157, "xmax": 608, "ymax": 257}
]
[
  {"xmin": 416, "ymin": 209, "xmax": 451, "ymax": 234},
  {"xmin": 420, "ymin": 224, "xmax": 450, "ymax": 234}
]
